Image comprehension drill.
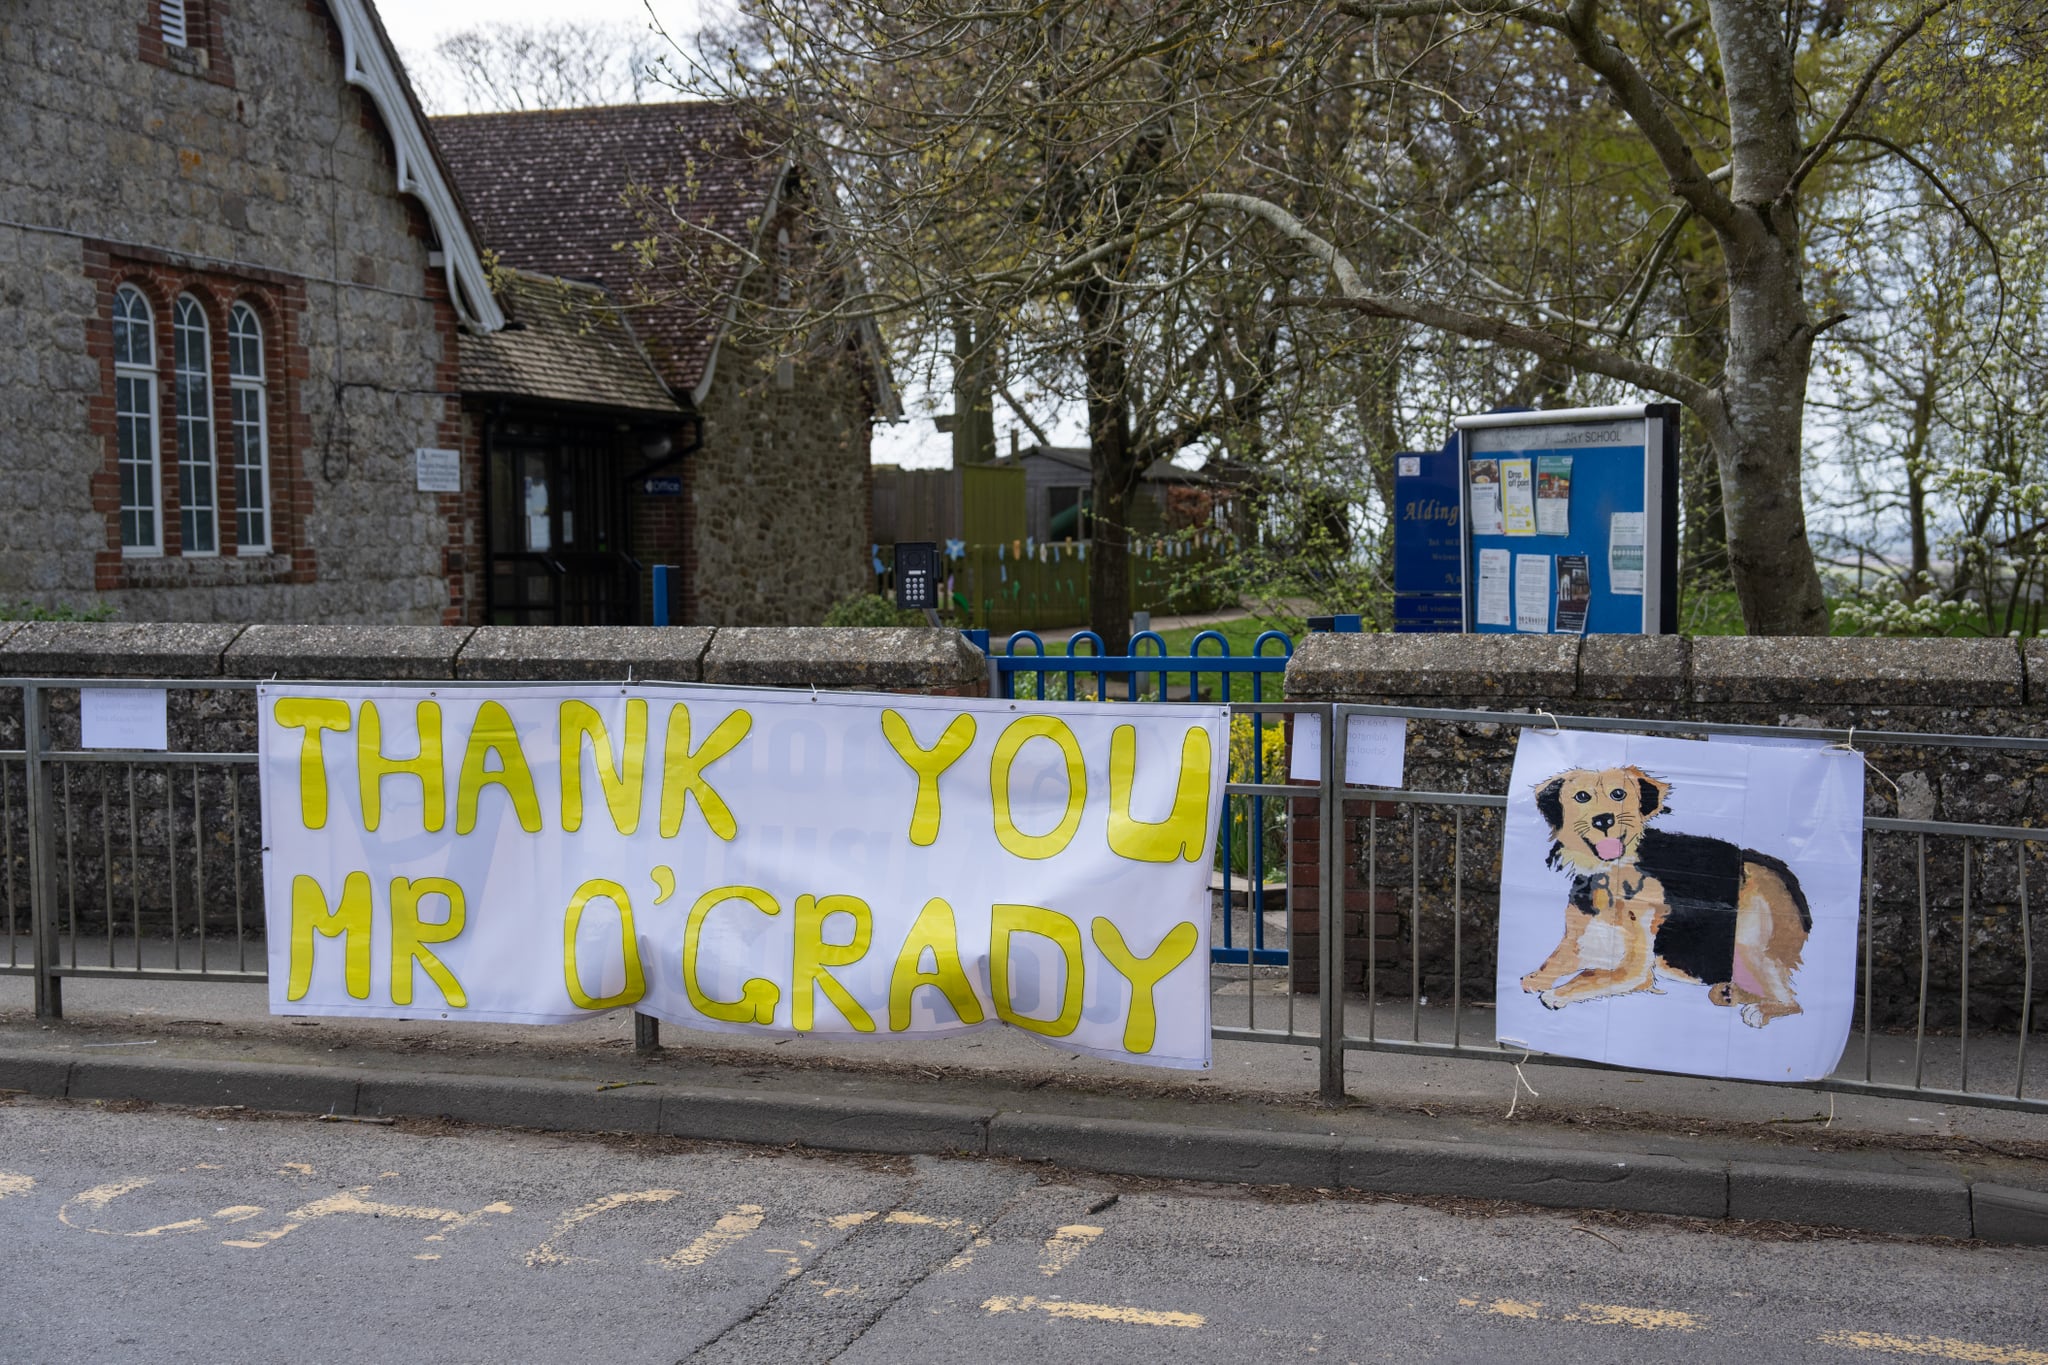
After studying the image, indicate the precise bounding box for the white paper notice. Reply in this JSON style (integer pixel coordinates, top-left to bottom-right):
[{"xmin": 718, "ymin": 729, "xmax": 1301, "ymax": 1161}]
[
  {"xmin": 414, "ymin": 447, "xmax": 461, "ymax": 493},
  {"xmin": 1501, "ymin": 458, "xmax": 1536, "ymax": 535},
  {"xmin": 1477, "ymin": 548, "xmax": 1512, "ymax": 626},
  {"xmin": 1609, "ymin": 511, "xmax": 1646, "ymax": 594},
  {"xmin": 1287, "ymin": 715, "xmax": 1407, "ymax": 788},
  {"xmin": 1514, "ymin": 554, "xmax": 1551, "ymax": 633},
  {"xmin": 81, "ymin": 688, "xmax": 168, "ymax": 751}
]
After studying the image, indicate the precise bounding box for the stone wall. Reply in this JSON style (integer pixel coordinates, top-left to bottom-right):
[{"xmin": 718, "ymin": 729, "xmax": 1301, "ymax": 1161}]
[
  {"xmin": 684, "ymin": 199, "xmax": 876, "ymax": 628},
  {"xmin": 1283, "ymin": 633, "xmax": 2048, "ymax": 1031},
  {"xmin": 0, "ymin": 0, "xmax": 466, "ymax": 623}
]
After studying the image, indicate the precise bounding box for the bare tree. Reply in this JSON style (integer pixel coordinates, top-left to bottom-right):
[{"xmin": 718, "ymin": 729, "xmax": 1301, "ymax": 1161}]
[{"xmin": 412, "ymin": 21, "xmax": 669, "ymax": 115}]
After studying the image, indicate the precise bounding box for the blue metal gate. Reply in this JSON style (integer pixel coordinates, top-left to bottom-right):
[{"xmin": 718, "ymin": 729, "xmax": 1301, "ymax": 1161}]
[{"xmin": 980, "ymin": 628, "xmax": 1294, "ymax": 965}]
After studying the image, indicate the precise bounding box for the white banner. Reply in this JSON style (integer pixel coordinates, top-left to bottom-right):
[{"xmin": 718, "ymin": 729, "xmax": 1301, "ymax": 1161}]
[
  {"xmin": 1497, "ymin": 728, "xmax": 1864, "ymax": 1083},
  {"xmin": 259, "ymin": 685, "xmax": 1228, "ymax": 1070}
]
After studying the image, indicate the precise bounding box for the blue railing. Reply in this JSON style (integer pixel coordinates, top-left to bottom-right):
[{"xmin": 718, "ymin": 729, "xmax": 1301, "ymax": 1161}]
[{"xmin": 990, "ymin": 628, "xmax": 1294, "ymax": 965}]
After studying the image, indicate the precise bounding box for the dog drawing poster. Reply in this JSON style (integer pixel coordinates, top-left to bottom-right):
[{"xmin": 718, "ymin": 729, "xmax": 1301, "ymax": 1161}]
[{"xmin": 1496, "ymin": 729, "xmax": 1864, "ymax": 1083}]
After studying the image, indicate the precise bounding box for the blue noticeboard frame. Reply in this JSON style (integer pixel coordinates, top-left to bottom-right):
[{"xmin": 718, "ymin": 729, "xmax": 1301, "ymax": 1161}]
[
  {"xmin": 1455, "ymin": 404, "xmax": 1679, "ymax": 635},
  {"xmin": 1392, "ymin": 448, "xmax": 1464, "ymax": 632}
]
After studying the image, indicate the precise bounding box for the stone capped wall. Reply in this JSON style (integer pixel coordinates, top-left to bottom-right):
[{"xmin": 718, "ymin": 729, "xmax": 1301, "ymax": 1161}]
[{"xmin": 0, "ymin": 0, "xmax": 466, "ymax": 623}]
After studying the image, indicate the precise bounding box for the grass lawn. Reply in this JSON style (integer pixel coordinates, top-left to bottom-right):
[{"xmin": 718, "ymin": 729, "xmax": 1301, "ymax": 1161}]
[{"xmin": 1150, "ymin": 614, "xmax": 1303, "ymax": 657}]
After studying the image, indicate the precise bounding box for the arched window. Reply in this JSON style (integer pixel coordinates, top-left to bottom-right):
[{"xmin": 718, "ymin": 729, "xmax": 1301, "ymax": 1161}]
[
  {"xmin": 228, "ymin": 303, "xmax": 269, "ymax": 553},
  {"xmin": 113, "ymin": 285, "xmax": 160, "ymax": 554},
  {"xmin": 172, "ymin": 294, "xmax": 215, "ymax": 554}
]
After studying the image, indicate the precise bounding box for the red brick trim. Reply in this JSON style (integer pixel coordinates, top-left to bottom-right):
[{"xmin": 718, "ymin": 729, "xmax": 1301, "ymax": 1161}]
[
  {"xmin": 140, "ymin": 0, "xmax": 236, "ymax": 88},
  {"xmin": 84, "ymin": 243, "xmax": 313, "ymax": 592}
]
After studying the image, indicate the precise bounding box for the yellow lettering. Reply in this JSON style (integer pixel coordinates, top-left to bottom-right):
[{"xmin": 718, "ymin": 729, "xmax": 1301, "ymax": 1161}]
[
  {"xmin": 881, "ymin": 711, "xmax": 976, "ymax": 846},
  {"xmin": 560, "ymin": 700, "xmax": 647, "ymax": 836},
  {"xmin": 455, "ymin": 701, "xmax": 542, "ymax": 835},
  {"xmin": 888, "ymin": 898, "xmax": 985, "ymax": 1031},
  {"xmin": 273, "ymin": 698, "xmax": 350, "ymax": 830},
  {"xmin": 287, "ymin": 871, "xmax": 372, "ymax": 1001},
  {"xmin": 389, "ymin": 876, "xmax": 467, "ymax": 1009},
  {"xmin": 683, "ymin": 885, "xmax": 780, "ymax": 1024},
  {"xmin": 562, "ymin": 878, "xmax": 646, "ymax": 1011},
  {"xmin": 791, "ymin": 894, "xmax": 875, "ymax": 1032},
  {"xmin": 1106, "ymin": 724, "xmax": 1211, "ymax": 863},
  {"xmin": 990, "ymin": 903, "xmax": 1084, "ymax": 1037},
  {"xmin": 660, "ymin": 706, "xmax": 753, "ymax": 841},
  {"xmin": 356, "ymin": 700, "xmax": 445, "ymax": 833},
  {"xmin": 1090, "ymin": 919, "xmax": 1198, "ymax": 1053},
  {"xmin": 990, "ymin": 716, "xmax": 1086, "ymax": 860}
]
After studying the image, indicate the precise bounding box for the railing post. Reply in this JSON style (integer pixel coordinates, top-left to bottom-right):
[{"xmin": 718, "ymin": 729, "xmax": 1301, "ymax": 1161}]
[
  {"xmin": 633, "ymin": 1011, "xmax": 661, "ymax": 1053},
  {"xmin": 24, "ymin": 684, "xmax": 60, "ymax": 1020},
  {"xmin": 1318, "ymin": 703, "xmax": 1344, "ymax": 1103}
]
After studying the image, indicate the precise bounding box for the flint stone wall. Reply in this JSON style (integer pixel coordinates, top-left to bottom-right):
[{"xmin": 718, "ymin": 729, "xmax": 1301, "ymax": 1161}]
[{"xmin": 1282, "ymin": 633, "xmax": 2048, "ymax": 1031}]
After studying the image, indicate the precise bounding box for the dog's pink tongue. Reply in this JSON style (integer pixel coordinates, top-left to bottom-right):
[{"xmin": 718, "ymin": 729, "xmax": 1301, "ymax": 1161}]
[{"xmin": 1594, "ymin": 837, "xmax": 1625, "ymax": 860}]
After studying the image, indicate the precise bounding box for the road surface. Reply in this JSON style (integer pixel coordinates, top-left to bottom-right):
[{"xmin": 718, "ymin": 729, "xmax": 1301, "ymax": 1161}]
[{"xmin": 3, "ymin": 1097, "xmax": 2044, "ymax": 1364}]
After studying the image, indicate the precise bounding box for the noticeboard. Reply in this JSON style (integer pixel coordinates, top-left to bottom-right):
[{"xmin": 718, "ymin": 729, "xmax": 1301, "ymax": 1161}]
[{"xmin": 1456, "ymin": 405, "xmax": 1678, "ymax": 635}]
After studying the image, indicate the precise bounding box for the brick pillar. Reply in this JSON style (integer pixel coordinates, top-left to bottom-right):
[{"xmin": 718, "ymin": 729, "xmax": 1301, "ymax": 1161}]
[{"xmin": 1288, "ymin": 793, "xmax": 1403, "ymax": 995}]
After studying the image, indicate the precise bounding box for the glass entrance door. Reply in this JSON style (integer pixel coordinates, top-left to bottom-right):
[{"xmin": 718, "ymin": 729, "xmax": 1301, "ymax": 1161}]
[{"xmin": 486, "ymin": 423, "xmax": 639, "ymax": 625}]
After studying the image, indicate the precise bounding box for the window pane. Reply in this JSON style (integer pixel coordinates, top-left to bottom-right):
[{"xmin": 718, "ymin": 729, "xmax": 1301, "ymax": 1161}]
[
  {"xmin": 233, "ymin": 384, "xmax": 267, "ymax": 550},
  {"xmin": 115, "ymin": 372, "xmax": 156, "ymax": 551},
  {"xmin": 114, "ymin": 288, "xmax": 151, "ymax": 370},
  {"xmin": 228, "ymin": 304, "xmax": 263, "ymax": 381},
  {"xmin": 173, "ymin": 297, "xmax": 214, "ymax": 553}
]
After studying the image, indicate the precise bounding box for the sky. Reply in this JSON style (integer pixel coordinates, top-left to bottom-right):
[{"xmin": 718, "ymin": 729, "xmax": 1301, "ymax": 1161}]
[{"xmin": 380, "ymin": 0, "xmax": 1082, "ymax": 470}]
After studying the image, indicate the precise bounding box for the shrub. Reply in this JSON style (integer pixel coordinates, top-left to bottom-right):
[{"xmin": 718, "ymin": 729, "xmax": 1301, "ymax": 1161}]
[
  {"xmin": 822, "ymin": 593, "xmax": 930, "ymax": 627},
  {"xmin": 0, "ymin": 600, "xmax": 116, "ymax": 622}
]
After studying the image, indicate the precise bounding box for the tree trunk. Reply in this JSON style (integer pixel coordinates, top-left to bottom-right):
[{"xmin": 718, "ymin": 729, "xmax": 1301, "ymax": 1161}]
[
  {"xmin": 1703, "ymin": 0, "xmax": 1832, "ymax": 636},
  {"xmin": 1080, "ymin": 276, "xmax": 1139, "ymax": 654},
  {"xmin": 1702, "ymin": 236, "xmax": 1831, "ymax": 635}
]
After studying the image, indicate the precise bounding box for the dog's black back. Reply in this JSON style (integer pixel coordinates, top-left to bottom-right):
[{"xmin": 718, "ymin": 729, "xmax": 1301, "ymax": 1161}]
[{"xmin": 1568, "ymin": 828, "xmax": 1812, "ymax": 988}]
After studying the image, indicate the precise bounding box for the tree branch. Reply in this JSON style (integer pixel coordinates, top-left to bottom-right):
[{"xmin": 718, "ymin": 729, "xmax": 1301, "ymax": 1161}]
[
  {"xmin": 1790, "ymin": 0, "xmax": 1957, "ymax": 192},
  {"xmin": 1196, "ymin": 191, "xmax": 1718, "ymax": 414},
  {"xmin": 1557, "ymin": 0, "xmax": 1738, "ymax": 233},
  {"xmin": 1296, "ymin": 291, "xmax": 1719, "ymax": 413}
]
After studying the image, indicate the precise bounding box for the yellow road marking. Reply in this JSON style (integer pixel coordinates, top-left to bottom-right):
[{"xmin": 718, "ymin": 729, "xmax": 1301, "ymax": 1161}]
[
  {"xmin": 1460, "ymin": 1298, "xmax": 1544, "ymax": 1320},
  {"xmin": 659, "ymin": 1204, "xmax": 765, "ymax": 1269},
  {"xmin": 1039, "ymin": 1224, "xmax": 1104, "ymax": 1276},
  {"xmin": 1458, "ymin": 1298, "xmax": 1700, "ymax": 1331},
  {"xmin": 887, "ymin": 1210, "xmax": 963, "ymax": 1229},
  {"xmin": 223, "ymin": 1188, "xmax": 511, "ymax": 1249},
  {"xmin": 1568, "ymin": 1304, "xmax": 1703, "ymax": 1332},
  {"xmin": 984, "ymin": 1295, "xmax": 1204, "ymax": 1330},
  {"xmin": 59, "ymin": 1179, "xmax": 208, "ymax": 1238},
  {"xmin": 525, "ymin": 1189, "xmax": 681, "ymax": 1268},
  {"xmin": 280, "ymin": 1163, "xmax": 313, "ymax": 1176},
  {"xmin": 828, "ymin": 1212, "xmax": 876, "ymax": 1229},
  {"xmin": 1817, "ymin": 1331, "xmax": 2048, "ymax": 1364},
  {"xmin": 0, "ymin": 1172, "xmax": 34, "ymax": 1200},
  {"xmin": 946, "ymin": 1235, "xmax": 993, "ymax": 1273}
]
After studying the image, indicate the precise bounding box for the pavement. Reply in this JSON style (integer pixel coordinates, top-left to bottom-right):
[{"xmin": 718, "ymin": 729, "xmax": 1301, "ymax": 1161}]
[
  {"xmin": 7, "ymin": 962, "xmax": 2048, "ymax": 1246},
  {"xmin": 8, "ymin": 1100, "xmax": 2048, "ymax": 1364}
]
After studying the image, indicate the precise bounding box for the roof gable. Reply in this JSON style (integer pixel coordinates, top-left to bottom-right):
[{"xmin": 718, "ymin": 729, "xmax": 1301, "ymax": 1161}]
[{"xmin": 331, "ymin": 1, "xmax": 503, "ymax": 331}]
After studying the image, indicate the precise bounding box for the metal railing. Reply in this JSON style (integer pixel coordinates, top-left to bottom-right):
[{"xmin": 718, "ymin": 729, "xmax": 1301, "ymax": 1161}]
[{"xmin": 5, "ymin": 675, "xmax": 2046, "ymax": 1117}]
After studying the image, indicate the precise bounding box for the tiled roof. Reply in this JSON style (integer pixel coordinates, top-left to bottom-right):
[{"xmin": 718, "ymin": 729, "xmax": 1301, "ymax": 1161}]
[
  {"xmin": 459, "ymin": 269, "xmax": 680, "ymax": 415},
  {"xmin": 430, "ymin": 101, "xmax": 780, "ymax": 396}
]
